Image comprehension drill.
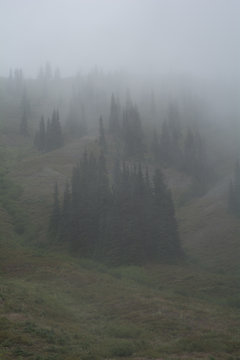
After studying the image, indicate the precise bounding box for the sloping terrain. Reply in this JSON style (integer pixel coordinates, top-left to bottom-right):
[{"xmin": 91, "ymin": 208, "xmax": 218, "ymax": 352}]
[{"xmin": 0, "ymin": 135, "xmax": 240, "ymax": 360}]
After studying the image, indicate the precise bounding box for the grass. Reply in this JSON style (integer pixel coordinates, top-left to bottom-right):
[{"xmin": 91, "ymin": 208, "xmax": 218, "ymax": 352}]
[
  {"xmin": 1, "ymin": 246, "xmax": 240, "ymax": 360},
  {"xmin": 0, "ymin": 134, "xmax": 240, "ymax": 359}
]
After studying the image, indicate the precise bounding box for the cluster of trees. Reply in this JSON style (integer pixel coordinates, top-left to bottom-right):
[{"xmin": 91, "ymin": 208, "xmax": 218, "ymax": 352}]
[
  {"xmin": 228, "ymin": 161, "xmax": 240, "ymax": 215},
  {"xmin": 108, "ymin": 95, "xmax": 145, "ymax": 159},
  {"xmin": 38, "ymin": 62, "xmax": 61, "ymax": 81},
  {"xmin": 8, "ymin": 68, "xmax": 24, "ymax": 83},
  {"xmin": 151, "ymin": 114, "xmax": 210, "ymax": 194},
  {"xmin": 108, "ymin": 95, "xmax": 210, "ymax": 194},
  {"xmin": 151, "ymin": 116, "xmax": 182, "ymax": 168},
  {"xmin": 49, "ymin": 152, "xmax": 182, "ymax": 264},
  {"xmin": 34, "ymin": 110, "xmax": 64, "ymax": 152},
  {"xmin": 7, "ymin": 68, "xmax": 25, "ymax": 96}
]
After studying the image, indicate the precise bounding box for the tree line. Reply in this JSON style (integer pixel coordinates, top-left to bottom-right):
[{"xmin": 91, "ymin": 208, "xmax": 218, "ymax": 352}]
[
  {"xmin": 34, "ymin": 110, "xmax": 64, "ymax": 152},
  {"xmin": 19, "ymin": 86, "xmax": 210, "ymax": 198},
  {"xmin": 108, "ymin": 95, "xmax": 211, "ymax": 194},
  {"xmin": 49, "ymin": 151, "xmax": 183, "ymax": 265}
]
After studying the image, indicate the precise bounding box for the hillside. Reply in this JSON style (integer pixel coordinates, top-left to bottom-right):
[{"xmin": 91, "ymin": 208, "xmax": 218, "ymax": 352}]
[
  {"xmin": 1, "ymin": 0, "xmax": 240, "ymax": 358},
  {"xmin": 9, "ymin": 134, "xmax": 240, "ymax": 271},
  {"xmin": 0, "ymin": 134, "xmax": 240, "ymax": 360}
]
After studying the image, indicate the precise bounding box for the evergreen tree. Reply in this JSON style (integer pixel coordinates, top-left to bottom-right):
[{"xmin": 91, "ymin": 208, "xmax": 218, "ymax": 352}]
[
  {"xmin": 159, "ymin": 120, "xmax": 171, "ymax": 165},
  {"xmin": 122, "ymin": 102, "xmax": 144, "ymax": 160},
  {"xmin": 45, "ymin": 119, "xmax": 51, "ymax": 151},
  {"xmin": 151, "ymin": 130, "xmax": 160, "ymax": 162},
  {"xmin": 45, "ymin": 62, "xmax": 52, "ymax": 80},
  {"xmin": 99, "ymin": 116, "xmax": 107, "ymax": 151},
  {"xmin": 35, "ymin": 110, "xmax": 64, "ymax": 152},
  {"xmin": 39, "ymin": 116, "xmax": 46, "ymax": 150},
  {"xmin": 151, "ymin": 168, "xmax": 182, "ymax": 260},
  {"xmin": 159, "ymin": 105, "xmax": 182, "ymax": 168},
  {"xmin": 109, "ymin": 94, "xmax": 121, "ymax": 136},
  {"xmin": 50, "ymin": 110, "xmax": 64, "ymax": 150}
]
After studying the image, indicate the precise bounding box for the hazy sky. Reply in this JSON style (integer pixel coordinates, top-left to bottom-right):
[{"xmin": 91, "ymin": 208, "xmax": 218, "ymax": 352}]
[{"xmin": 0, "ymin": 0, "xmax": 239, "ymax": 78}]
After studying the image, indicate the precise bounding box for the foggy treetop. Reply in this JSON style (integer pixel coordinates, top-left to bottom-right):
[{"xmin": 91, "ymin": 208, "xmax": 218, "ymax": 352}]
[{"xmin": 1, "ymin": 0, "xmax": 239, "ymax": 80}]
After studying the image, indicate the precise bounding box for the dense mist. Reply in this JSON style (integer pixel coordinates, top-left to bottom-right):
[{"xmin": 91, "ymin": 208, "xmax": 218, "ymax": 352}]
[
  {"xmin": 1, "ymin": 2, "xmax": 240, "ymax": 359},
  {"xmin": 1, "ymin": 0, "xmax": 239, "ymax": 79}
]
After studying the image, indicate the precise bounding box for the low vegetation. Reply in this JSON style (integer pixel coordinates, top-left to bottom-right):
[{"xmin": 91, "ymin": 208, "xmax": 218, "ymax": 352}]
[{"xmin": 0, "ymin": 69, "xmax": 239, "ymax": 360}]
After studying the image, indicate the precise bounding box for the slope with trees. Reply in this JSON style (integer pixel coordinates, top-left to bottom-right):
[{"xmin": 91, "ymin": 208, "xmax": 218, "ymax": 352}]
[
  {"xmin": 34, "ymin": 110, "xmax": 64, "ymax": 152},
  {"xmin": 49, "ymin": 150, "xmax": 182, "ymax": 264}
]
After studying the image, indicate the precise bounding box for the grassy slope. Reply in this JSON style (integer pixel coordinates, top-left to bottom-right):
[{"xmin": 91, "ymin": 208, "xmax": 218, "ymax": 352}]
[{"xmin": 0, "ymin": 136, "xmax": 240, "ymax": 360}]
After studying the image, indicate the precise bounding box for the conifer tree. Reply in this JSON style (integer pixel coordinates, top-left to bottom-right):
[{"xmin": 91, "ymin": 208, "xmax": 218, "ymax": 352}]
[
  {"xmin": 151, "ymin": 130, "xmax": 160, "ymax": 162},
  {"xmin": 151, "ymin": 168, "xmax": 181, "ymax": 259},
  {"xmin": 159, "ymin": 121, "xmax": 171, "ymax": 165},
  {"xmin": 45, "ymin": 119, "xmax": 51, "ymax": 151},
  {"xmin": 50, "ymin": 110, "xmax": 64, "ymax": 150},
  {"xmin": 34, "ymin": 111, "xmax": 64, "ymax": 152},
  {"xmin": 159, "ymin": 106, "xmax": 182, "ymax": 168},
  {"xmin": 99, "ymin": 116, "xmax": 107, "ymax": 151},
  {"xmin": 109, "ymin": 94, "xmax": 121, "ymax": 136},
  {"xmin": 122, "ymin": 102, "xmax": 144, "ymax": 160}
]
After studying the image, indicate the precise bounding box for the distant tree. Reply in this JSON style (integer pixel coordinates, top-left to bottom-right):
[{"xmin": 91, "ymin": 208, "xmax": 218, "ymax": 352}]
[
  {"xmin": 45, "ymin": 118, "xmax": 51, "ymax": 150},
  {"xmin": 151, "ymin": 130, "xmax": 160, "ymax": 162},
  {"xmin": 159, "ymin": 120, "xmax": 172, "ymax": 165},
  {"xmin": 13, "ymin": 68, "xmax": 24, "ymax": 91},
  {"xmin": 159, "ymin": 104, "xmax": 182, "ymax": 167},
  {"xmin": 109, "ymin": 94, "xmax": 121, "ymax": 136},
  {"xmin": 45, "ymin": 62, "xmax": 52, "ymax": 80},
  {"xmin": 99, "ymin": 116, "xmax": 107, "ymax": 151},
  {"xmin": 122, "ymin": 102, "xmax": 144, "ymax": 160},
  {"xmin": 149, "ymin": 91, "xmax": 157, "ymax": 124},
  {"xmin": 49, "ymin": 110, "xmax": 64, "ymax": 150},
  {"xmin": 34, "ymin": 110, "xmax": 64, "ymax": 152},
  {"xmin": 151, "ymin": 168, "xmax": 182, "ymax": 259}
]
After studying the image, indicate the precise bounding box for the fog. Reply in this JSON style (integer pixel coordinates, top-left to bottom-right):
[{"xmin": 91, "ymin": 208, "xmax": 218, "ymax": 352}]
[{"xmin": 1, "ymin": 0, "xmax": 239, "ymax": 81}]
